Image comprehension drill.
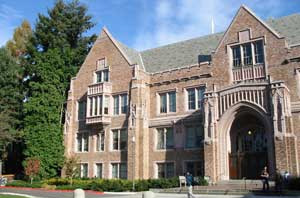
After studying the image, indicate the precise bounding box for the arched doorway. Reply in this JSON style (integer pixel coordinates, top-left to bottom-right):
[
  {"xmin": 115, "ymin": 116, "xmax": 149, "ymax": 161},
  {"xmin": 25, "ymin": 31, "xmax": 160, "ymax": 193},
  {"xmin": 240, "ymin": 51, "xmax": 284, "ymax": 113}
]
[{"xmin": 229, "ymin": 113, "xmax": 268, "ymax": 179}]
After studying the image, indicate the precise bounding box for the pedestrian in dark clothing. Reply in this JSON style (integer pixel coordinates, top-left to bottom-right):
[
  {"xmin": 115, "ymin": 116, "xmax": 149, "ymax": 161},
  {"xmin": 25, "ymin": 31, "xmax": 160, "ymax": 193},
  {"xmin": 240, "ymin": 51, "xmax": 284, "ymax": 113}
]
[
  {"xmin": 261, "ymin": 166, "xmax": 270, "ymax": 191},
  {"xmin": 186, "ymin": 172, "xmax": 194, "ymax": 187}
]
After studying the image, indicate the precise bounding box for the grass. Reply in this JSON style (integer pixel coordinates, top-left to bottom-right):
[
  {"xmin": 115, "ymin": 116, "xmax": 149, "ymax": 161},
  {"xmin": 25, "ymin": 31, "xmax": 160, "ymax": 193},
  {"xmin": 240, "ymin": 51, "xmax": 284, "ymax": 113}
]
[{"xmin": 0, "ymin": 195, "xmax": 28, "ymax": 198}]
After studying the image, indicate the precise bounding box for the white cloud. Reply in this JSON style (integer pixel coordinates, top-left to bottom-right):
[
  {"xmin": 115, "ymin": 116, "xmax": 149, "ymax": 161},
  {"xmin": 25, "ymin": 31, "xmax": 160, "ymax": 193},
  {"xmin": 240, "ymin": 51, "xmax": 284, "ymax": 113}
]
[
  {"xmin": 0, "ymin": 4, "xmax": 23, "ymax": 47},
  {"xmin": 133, "ymin": 0, "xmax": 291, "ymax": 51}
]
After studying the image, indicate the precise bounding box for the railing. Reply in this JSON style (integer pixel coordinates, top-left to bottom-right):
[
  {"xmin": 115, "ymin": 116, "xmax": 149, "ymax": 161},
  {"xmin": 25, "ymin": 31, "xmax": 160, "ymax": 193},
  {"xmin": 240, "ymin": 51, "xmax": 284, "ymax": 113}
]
[
  {"xmin": 87, "ymin": 82, "xmax": 112, "ymax": 95},
  {"xmin": 86, "ymin": 115, "xmax": 111, "ymax": 124},
  {"xmin": 232, "ymin": 64, "xmax": 265, "ymax": 82}
]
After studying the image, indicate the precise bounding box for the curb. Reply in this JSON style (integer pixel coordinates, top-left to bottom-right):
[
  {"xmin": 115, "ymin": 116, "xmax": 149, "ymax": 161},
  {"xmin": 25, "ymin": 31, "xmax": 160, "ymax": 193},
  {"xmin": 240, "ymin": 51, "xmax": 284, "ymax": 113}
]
[
  {"xmin": 0, "ymin": 192, "xmax": 43, "ymax": 198},
  {"xmin": 0, "ymin": 186, "xmax": 104, "ymax": 195}
]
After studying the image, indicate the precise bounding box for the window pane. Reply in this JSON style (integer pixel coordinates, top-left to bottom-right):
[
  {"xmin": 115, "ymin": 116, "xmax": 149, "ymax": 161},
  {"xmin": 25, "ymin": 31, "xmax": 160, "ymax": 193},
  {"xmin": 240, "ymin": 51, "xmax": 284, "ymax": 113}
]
[
  {"xmin": 232, "ymin": 46, "xmax": 241, "ymax": 67},
  {"xmin": 120, "ymin": 129, "xmax": 127, "ymax": 150},
  {"xmin": 121, "ymin": 94, "xmax": 128, "ymax": 114},
  {"xmin": 166, "ymin": 163, "xmax": 174, "ymax": 178},
  {"xmin": 83, "ymin": 134, "xmax": 89, "ymax": 151},
  {"xmin": 120, "ymin": 163, "xmax": 127, "ymax": 179},
  {"xmin": 166, "ymin": 128, "xmax": 174, "ymax": 149},
  {"xmin": 186, "ymin": 127, "xmax": 195, "ymax": 148},
  {"xmin": 112, "ymin": 130, "xmax": 119, "ymax": 150},
  {"xmin": 112, "ymin": 164, "xmax": 118, "ymax": 178},
  {"xmin": 254, "ymin": 40, "xmax": 264, "ymax": 64},
  {"xmin": 96, "ymin": 163, "xmax": 102, "ymax": 178},
  {"xmin": 77, "ymin": 134, "xmax": 82, "ymax": 152},
  {"xmin": 89, "ymin": 97, "xmax": 93, "ymax": 116},
  {"xmin": 157, "ymin": 164, "xmax": 165, "ymax": 178},
  {"xmin": 78, "ymin": 101, "xmax": 86, "ymax": 120},
  {"xmin": 94, "ymin": 97, "xmax": 98, "ymax": 115},
  {"xmin": 96, "ymin": 72, "xmax": 102, "ymax": 83},
  {"xmin": 160, "ymin": 93, "xmax": 167, "ymax": 113},
  {"xmin": 100, "ymin": 133, "xmax": 105, "ymax": 151},
  {"xmin": 99, "ymin": 96, "xmax": 103, "ymax": 115},
  {"xmin": 157, "ymin": 129, "xmax": 165, "ymax": 149},
  {"xmin": 197, "ymin": 87, "xmax": 205, "ymax": 109},
  {"xmin": 186, "ymin": 162, "xmax": 194, "ymax": 175},
  {"xmin": 113, "ymin": 96, "xmax": 119, "ymax": 115},
  {"xmin": 188, "ymin": 89, "xmax": 196, "ymax": 110},
  {"xmin": 169, "ymin": 92, "xmax": 176, "ymax": 112},
  {"xmin": 195, "ymin": 126, "xmax": 203, "ymax": 147},
  {"xmin": 81, "ymin": 164, "xmax": 88, "ymax": 178},
  {"xmin": 243, "ymin": 43, "xmax": 252, "ymax": 66},
  {"xmin": 104, "ymin": 96, "xmax": 109, "ymax": 114},
  {"xmin": 103, "ymin": 70, "xmax": 109, "ymax": 82}
]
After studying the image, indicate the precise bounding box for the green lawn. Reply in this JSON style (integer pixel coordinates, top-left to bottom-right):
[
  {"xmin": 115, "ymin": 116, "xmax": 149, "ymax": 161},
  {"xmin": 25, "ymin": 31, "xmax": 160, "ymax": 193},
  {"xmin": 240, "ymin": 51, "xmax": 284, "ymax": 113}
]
[{"xmin": 0, "ymin": 195, "xmax": 27, "ymax": 198}]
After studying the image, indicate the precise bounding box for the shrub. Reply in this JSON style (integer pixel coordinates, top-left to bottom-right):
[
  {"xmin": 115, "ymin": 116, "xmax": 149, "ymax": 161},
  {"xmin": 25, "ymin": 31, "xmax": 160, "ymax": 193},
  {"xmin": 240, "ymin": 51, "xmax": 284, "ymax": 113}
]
[{"xmin": 7, "ymin": 180, "xmax": 43, "ymax": 188}]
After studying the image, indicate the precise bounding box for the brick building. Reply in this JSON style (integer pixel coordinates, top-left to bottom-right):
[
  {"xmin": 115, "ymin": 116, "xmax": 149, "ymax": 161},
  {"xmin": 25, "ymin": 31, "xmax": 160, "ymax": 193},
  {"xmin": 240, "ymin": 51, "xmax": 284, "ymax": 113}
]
[{"xmin": 64, "ymin": 5, "xmax": 300, "ymax": 181}]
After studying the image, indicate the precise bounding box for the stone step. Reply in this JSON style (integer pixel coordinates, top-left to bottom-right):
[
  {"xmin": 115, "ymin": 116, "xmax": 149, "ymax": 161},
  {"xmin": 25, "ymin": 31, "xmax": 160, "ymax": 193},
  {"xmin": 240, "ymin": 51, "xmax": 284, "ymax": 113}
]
[{"xmin": 217, "ymin": 179, "xmax": 275, "ymax": 186}]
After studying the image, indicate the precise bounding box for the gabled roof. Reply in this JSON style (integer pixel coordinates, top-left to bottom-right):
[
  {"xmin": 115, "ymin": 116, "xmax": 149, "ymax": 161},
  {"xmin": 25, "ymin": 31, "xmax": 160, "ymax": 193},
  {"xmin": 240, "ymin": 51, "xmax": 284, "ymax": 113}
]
[{"xmin": 101, "ymin": 8, "xmax": 300, "ymax": 73}]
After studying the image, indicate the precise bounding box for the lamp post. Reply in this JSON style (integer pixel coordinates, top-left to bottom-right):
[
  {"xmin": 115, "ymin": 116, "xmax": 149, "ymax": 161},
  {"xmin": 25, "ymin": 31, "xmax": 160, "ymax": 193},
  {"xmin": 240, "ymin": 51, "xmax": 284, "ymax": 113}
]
[{"xmin": 132, "ymin": 136, "xmax": 135, "ymax": 191}]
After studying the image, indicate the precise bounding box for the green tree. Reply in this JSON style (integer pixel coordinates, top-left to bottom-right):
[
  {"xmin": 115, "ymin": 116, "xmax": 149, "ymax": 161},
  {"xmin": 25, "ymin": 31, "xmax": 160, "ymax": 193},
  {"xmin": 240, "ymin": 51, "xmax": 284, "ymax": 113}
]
[
  {"xmin": 0, "ymin": 48, "xmax": 23, "ymax": 159},
  {"xmin": 23, "ymin": 0, "xmax": 96, "ymax": 178},
  {"xmin": 6, "ymin": 20, "xmax": 32, "ymax": 58}
]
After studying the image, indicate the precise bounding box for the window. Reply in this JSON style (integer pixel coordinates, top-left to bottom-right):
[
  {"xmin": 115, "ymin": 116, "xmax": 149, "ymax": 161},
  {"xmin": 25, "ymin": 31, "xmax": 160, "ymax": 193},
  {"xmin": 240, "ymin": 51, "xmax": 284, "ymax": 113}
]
[
  {"xmin": 157, "ymin": 162, "xmax": 174, "ymax": 178},
  {"xmin": 156, "ymin": 128, "xmax": 174, "ymax": 150},
  {"xmin": 77, "ymin": 133, "xmax": 89, "ymax": 152},
  {"xmin": 95, "ymin": 163, "xmax": 102, "ymax": 178},
  {"xmin": 96, "ymin": 133, "xmax": 105, "ymax": 152},
  {"xmin": 95, "ymin": 69, "xmax": 109, "ymax": 83},
  {"xmin": 243, "ymin": 43, "xmax": 252, "ymax": 66},
  {"xmin": 185, "ymin": 161, "xmax": 203, "ymax": 177},
  {"xmin": 111, "ymin": 163, "xmax": 127, "ymax": 179},
  {"xmin": 185, "ymin": 126, "xmax": 203, "ymax": 149},
  {"xmin": 159, "ymin": 92, "xmax": 176, "ymax": 113},
  {"xmin": 113, "ymin": 94, "xmax": 128, "ymax": 115},
  {"xmin": 232, "ymin": 46, "xmax": 241, "ymax": 67},
  {"xmin": 187, "ymin": 87, "xmax": 205, "ymax": 110},
  {"xmin": 112, "ymin": 129, "xmax": 127, "ymax": 150},
  {"xmin": 231, "ymin": 40, "xmax": 264, "ymax": 67},
  {"xmin": 97, "ymin": 58, "xmax": 106, "ymax": 69},
  {"xmin": 80, "ymin": 163, "xmax": 88, "ymax": 178},
  {"xmin": 78, "ymin": 101, "xmax": 86, "ymax": 120},
  {"xmin": 104, "ymin": 96, "xmax": 109, "ymax": 115},
  {"xmin": 254, "ymin": 40, "xmax": 264, "ymax": 64}
]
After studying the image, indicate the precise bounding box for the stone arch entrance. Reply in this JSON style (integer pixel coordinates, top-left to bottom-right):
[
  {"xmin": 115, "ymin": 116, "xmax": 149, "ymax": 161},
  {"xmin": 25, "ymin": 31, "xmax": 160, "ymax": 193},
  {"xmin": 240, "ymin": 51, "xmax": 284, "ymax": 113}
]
[{"xmin": 217, "ymin": 102, "xmax": 275, "ymax": 180}]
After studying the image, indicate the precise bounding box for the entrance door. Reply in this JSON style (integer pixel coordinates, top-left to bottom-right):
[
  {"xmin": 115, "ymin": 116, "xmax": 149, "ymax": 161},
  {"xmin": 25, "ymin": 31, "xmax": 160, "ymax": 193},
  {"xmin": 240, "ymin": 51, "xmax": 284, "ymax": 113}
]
[{"xmin": 229, "ymin": 114, "xmax": 268, "ymax": 179}]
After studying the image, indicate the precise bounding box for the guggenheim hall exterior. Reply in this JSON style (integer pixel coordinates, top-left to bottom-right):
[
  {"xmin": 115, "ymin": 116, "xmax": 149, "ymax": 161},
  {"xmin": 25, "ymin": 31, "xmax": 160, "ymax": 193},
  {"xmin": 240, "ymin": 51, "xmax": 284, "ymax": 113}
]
[{"xmin": 63, "ymin": 5, "xmax": 300, "ymax": 182}]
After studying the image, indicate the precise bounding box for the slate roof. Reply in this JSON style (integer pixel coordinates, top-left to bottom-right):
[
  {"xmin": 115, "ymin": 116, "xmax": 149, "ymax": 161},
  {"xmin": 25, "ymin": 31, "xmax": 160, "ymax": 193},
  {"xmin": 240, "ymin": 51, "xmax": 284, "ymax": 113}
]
[{"xmin": 113, "ymin": 13, "xmax": 300, "ymax": 73}]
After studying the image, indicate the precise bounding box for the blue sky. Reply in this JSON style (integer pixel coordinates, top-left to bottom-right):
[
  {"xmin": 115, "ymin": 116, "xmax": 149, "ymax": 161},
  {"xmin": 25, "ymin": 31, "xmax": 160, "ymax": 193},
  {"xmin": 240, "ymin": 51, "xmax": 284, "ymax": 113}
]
[{"xmin": 0, "ymin": 0, "xmax": 299, "ymax": 51}]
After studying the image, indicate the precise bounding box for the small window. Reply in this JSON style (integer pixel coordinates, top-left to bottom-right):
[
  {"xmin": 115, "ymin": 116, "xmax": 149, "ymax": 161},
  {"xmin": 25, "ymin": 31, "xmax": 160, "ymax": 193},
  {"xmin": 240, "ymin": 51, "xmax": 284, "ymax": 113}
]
[
  {"xmin": 78, "ymin": 101, "xmax": 86, "ymax": 120},
  {"xmin": 77, "ymin": 133, "xmax": 89, "ymax": 152},
  {"xmin": 95, "ymin": 69, "xmax": 109, "ymax": 83},
  {"xmin": 157, "ymin": 162, "xmax": 174, "ymax": 178},
  {"xmin": 187, "ymin": 87, "xmax": 205, "ymax": 110},
  {"xmin": 111, "ymin": 163, "xmax": 127, "ymax": 179},
  {"xmin": 185, "ymin": 126, "xmax": 203, "ymax": 149},
  {"xmin": 95, "ymin": 163, "xmax": 102, "ymax": 178},
  {"xmin": 159, "ymin": 91, "xmax": 176, "ymax": 113},
  {"xmin": 157, "ymin": 128, "xmax": 174, "ymax": 150},
  {"xmin": 80, "ymin": 163, "xmax": 88, "ymax": 178},
  {"xmin": 112, "ymin": 129, "xmax": 127, "ymax": 150},
  {"xmin": 96, "ymin": 133, "xmax": 105, "ymax": 152}
]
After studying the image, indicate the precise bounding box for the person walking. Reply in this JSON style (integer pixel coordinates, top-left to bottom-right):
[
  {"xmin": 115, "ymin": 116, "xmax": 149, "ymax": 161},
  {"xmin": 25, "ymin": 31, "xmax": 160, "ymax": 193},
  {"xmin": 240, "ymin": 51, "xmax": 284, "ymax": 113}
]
[
  {"xmin": 261, "ymin": 166, "xmax": 270, "ymax": 191},
  {"xmin": 186, "ymin": 172, "xmax": 194, "ymax": 198}
]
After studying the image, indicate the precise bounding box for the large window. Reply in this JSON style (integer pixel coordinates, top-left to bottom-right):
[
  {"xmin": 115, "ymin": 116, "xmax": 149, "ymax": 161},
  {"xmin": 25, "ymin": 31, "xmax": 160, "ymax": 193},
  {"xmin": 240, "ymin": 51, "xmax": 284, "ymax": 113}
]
[
  {"xmin": 78, "ymin": 101, "xmax": 86, "ymax": 120},
  {"xmin": 112, "ymin": 129, "xmax": 127, "ymax": 150},
  {"xmin": 185, "ymin": 126, "xmax": 203, "ymax": 149},
  {"xmin": 80, "ymin": 163, "xmax": 88, "ymax": 178},
  {"xmin": 95, "ymin": 163, "xmax": 103, "ymax": 178},
  {"xmin": 159, "ymin": 91, "xmax": 176, "ymax": 113},
  {"xmin": 187, "ymin": 87, "xmax": 205, "ymax": 110},
  {"xmin": 88, "ymin": 95, "xmax": 109, "ymax": 116},
  {"xmin": 111, "ymin": 163, "xmax": 127, "ymax": 179},
  {"xmin": 113, "ymin": 94, "xmax": 128, "ymax": 115},
  {"xmin": 77, "ymin": 133, "xmax": 89, "ymax": 152},
  {"xmin": 185, "ymin": 161, "xmax": 203, "ymax": 177},
  {"xmin": 157, "ymin": 162, "xmax": 174, "ymax": 178},
  {"xmin": 156, "ymin": 128, "xmax": 174, "ymax": 150},
  {"xmin": 96, "ymin": 133, "xmax": 105, "ymax": 152},
  {"xmin": 231, "ymin": 40, "xmax": 264, "ymax": 67}
]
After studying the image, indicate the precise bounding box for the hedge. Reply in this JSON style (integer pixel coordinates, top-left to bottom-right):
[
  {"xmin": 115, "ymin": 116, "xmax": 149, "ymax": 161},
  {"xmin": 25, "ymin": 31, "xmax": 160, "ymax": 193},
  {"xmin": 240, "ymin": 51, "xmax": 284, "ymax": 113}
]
[{"xmin": 7, "ymin": 177, "xmax": 208, "ymax": 192}]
